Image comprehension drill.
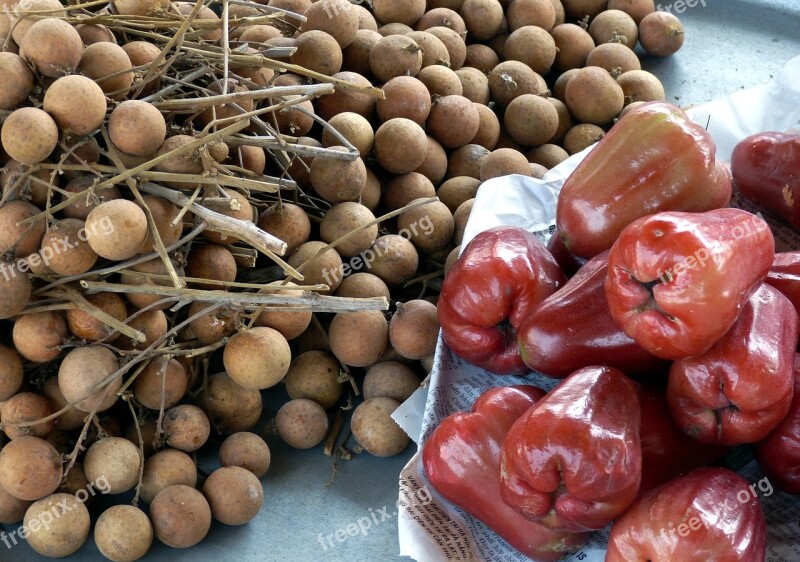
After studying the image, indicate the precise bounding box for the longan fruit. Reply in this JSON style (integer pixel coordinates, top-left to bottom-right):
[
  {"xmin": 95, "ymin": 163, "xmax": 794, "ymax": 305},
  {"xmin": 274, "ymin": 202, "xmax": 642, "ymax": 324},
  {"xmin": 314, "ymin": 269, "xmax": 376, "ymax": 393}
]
[
  {"xmin": 351, "ymin": 397, "xmax": 410, "ymax": 457},
  {"xmin": 140, "ymin": 449, "xmax": 198, "ymax": 505},
  {"xmin": 253, "ymin": 283, "xmax": 313, "ymax": 341},
  {"xmin": 202, "ymin": 189, "xmax": 253, "ymax": 245},
  {"xmin": 78, "ymin": 41, "xmax": 134, "ymax": 99},
  {"xmin": 287, "ymin": 240, "xmax": 345, "ymax": 294},
  {"xmin": 480, "ymin": 148, "xmax": 532, "ymax": 181},
  {"xmin": 198, "ymin": 372, "xmax": 263, "ymax": 434},
  {"xmin": 426, "ymin": 26, "xmax": 466, "ymax": 70},
  {"xmin": 83, "ymin": 437, "xmax": 141, "ymax": 494},
  {"xmin": 219, "ymin": 432, "xmax": 271, "ymax": 478},
  {"xmin": 290, "ymin": 30, "xmax": 342, "ymax": 75},
  {"xmin": 133, "ymin": 356, "xmax": 188, "ymax": 410},
  {"xmin": 363, "ymin": 362, "xmax": 421, "ymax": 402},
  {"xmin": 504, "ymin": 25, "xmax": 557, "ymax": 74},
  {"xmin": 427, "ymin": 95, "xmax": 481, "ymax": 149},
  {"xmin": 299, "ymin": 0, "xmax": 359, "ymax": 48},
  {"xmin": 163, "ymin": 404, "xmax": 211, "ymax": 453},
  {"xmin": 12, "ymin": 311, "xmax": 67, "ymax": 363},
  {"xmin": 319, "ymin": 202, "xmax": 378, "ymax": 258},
  {"xmin": 565, "ymin": 66, "xmax": 625, "ymax": 125},
  {"xmin": 1, "ymin": 107, "xmax": 58, "ymax": 165},
  {"xmin": 0, "ymin": 483, "xmax": 30, "ymax": 524},
  {"xmin": 437, "ymin": 176, "xmax": 481, "ymax": 213},
  {"xmin": 563, "ymin": 123, "xmax": 606, "ymax": 155},
  {"xmin": 368, "ymin": 235, "xmax": 420, "ymax": 286},
  {"xmin": 0, "ymin": 52, "xmax": 34, "ymax": 110},
  {"xmin": 638, "ymin": 11, "xmax": 685, "ymax": 56},
  {"xmin": 108, "ymin": 100, "xmax": 167, "ymax": 157},
  {"xmin": 203, "ymin": 466, "xmax": 264, "ymax": 525},
  {"xmin": 184, "ymin": 243, "xmax": 237, "ymax": 290},
  {"xmin": 374, "ymin": 118, "xmax": 429, "ymax": 174},
  {"xmin": 24, "ymin": 493, "xmax": 90, "ymax": 557},
  {"xmin": 223, "ymin": 327, "xmax": 292, "ymax": 390},
  {"xmin": 504, "ymin": 94, "xmax": 560, "ymax": 147},
  {"xmin": 57, "ymin": 345, "xmax": 121, "ymax": 413},
  {"xmin": 589, "ymin": 9, "xmax": 638, "ymax": 47},
  {"xmin": 0, "ymin": 345, "xmax": 23, "ymax": 402},
  {"xmin": 43, "ymin": 75, "xmax": 107, "ymax": 136},
  {"xmin": 369, "ymin": 35, "xmax": 423, "ymax": 82},
  {"xmin": 187, "ymin": 302, "xmax": 237, "ymax": 345},
  {"xmin": 383, "ymin": 172, "xmax": 436, "ymax": 212},
  {"xmin": 550, "ymin": 23, "xmax": 595, "ymax": 72},
  {"xmin": 0, "ymin": 436, "xmax": 63, "ymax": 501},
  {"xmin": 150, "ymin": 485, "xmax": 212, "ymax": 549},
  {"xmin": 94, "ymin": 505, "xmax": 154, "ymax": 562},
  {"xmin": 275, "ymin": 399, "xmax": 329, "ymax": 449},
  {"xmin": 389, "ymin": 299, "xmax": 441, "ymax": 360},
  {"xmin": 39, "ymin": 218, "xmax": 98, "ymax": 276},
  {"xmin": 397, "ymin": 199, "xmax": 454, "ymax": 254},
  {"xmin": 85, "ymin": 199, "xmax": 148, "ymax": 261},
  {"xmin": 321, "ymin": 112, "xmax": 374, "ymax": 157},
  {"xmin": 0, "ymin": 199, "xmax": 46, "ymax": 258},
  {"xmin": 335, "ymin": 272, "xmax": 391, "ymax": 300},
  {"xmin": 309, "ymin": 146, "xmax": 367, "ymax": 204},
  {"xmin": 1, "ymin": 392, "xmax": 54, "ymax": 440},
  {"xmin": 329, "ymin": 310, "xmax": 388, "ymax": 367},
  {"xmin": 41, "ymin": 377, "xmax": 86, "ymax": 431},
  {"xmin": 376, "ymin": 76, "xmax": 432, "ymax": 126},
  {"xmin": 257, "ymin": 202, "xmax": 311, "ymax": 255},
  {"xmin": 284, "ymin": 350, "xmax": 343, "ymax": 409}
]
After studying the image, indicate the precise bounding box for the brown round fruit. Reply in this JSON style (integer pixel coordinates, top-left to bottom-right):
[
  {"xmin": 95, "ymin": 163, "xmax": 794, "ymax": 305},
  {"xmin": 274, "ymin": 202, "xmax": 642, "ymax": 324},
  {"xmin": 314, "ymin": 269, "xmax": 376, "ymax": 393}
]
[
  {"xmin": 504, "ymin": 94, "xmax": 559, "ymax": 147},
  {"xmin": 84, "ymin": 437, "xmax": 141, "ymax": 494},
  {"xmin": 351, "ymin": 397, "xmax": 409, "ymax": 457},
  {"xmin": 108, "ymin": 100, "xmax": 167, "ymax": 157},
  {"xmin": 374, "ymin": 118, "xmax": 429, "ymax": 174},
  {"xmin": 0, "ymin": 436, "xmax": 63, "ymax": 501},
  {"xmin": 219, "ymin": 432, "xmax": 271, "ymax": 478},
  {"xmin": 43, "ymin": 75, "xmax": 107, "ymax": 136},
  {"xmin": 275, "ymin": 399, "xmax": 328, "ymax": 449},
  {"xmin": 310, "ymin": 146, "xmax": 367, "ymax": 203},
  {"xmin": 24, "ymin": 493, "xmax": 90, "ymax": 557},
  {"xmin": 150, "ymin": 485, "xmax": 211, "ymax": 549},
  {"xmin": 284, "ymin": 350, "xmax": 343, "ymax": 409},
  {"xmin": 58, "ymin": 345, "xmax": 121, "ymax": 413},
  {"xmin": 638, "ymin": 11, "xmax": 684, "ymax": 56},
  {"xmin": 564, "ymin": 66, "xmax": 625, "ymax": 125},
  {"xmin": 223, "ymin": 327, "xmax": 292, "ymax": 390},
  {"xmin": 94, "ymin": 505, "xmax": 153, "ymax": 562},
  {"xmin": 427, "ymin": 95, "xmax": 480, "ymax": 149},
  {"xmin": 203, "ymin": 466, "xmax": 264, "ymax": 525},
  {"xmin": 1, "ymin": 107, "xmax": 58, "ymax": 165},
  {"xmin": 389, "ymin": 300, "xmax": 440, "ymax": 359},
  {"xmin": 329, "ymin": 310, "xmax": 388, "ymax": 367},
  {"xmin": 376, "ymin": 76, "xmax": 432, "ymax": 126}
]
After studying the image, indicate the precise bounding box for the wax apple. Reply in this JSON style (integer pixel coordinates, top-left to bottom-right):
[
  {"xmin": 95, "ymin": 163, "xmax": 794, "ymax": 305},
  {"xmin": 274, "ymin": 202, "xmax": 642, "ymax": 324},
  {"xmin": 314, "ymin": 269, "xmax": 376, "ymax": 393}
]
[
  {"xmin": 423, "ymin": 386, "xmax": 587, "ymax": 560},
  {"xmin": 756, "ymin": 354, "xmax": 800, "ymax": 494},
  {"xmin": 667, "ymin": 284, "xmax": 797, "ymax": 445},
  {"xmin": 638, "ymin": 384, "xmax": 727, "ymax": 492},
  {"xmin": 518, "ymin": 251, "xmax": 666, "ymax": 378},
  {"xmin": 557, "ymin": 101, "xmax": 731, "ymax": 259},
  {"xmin": 605, "ymin": 208, "xmax": 774, "ymax": 360},
  {"xmin": 500, "ymin": 366, "xmax": 641, "ymax": 532},
  {"xmin": 606, "ymin": 467, "xmax": 767, "ymax": 562},
  {"xmin": 438, "ymin": 226, "xmax": 566, "ymax": 375},
  {"xmin": 732, "ymin": 131, "xmax": 800, "ymax": 230}
]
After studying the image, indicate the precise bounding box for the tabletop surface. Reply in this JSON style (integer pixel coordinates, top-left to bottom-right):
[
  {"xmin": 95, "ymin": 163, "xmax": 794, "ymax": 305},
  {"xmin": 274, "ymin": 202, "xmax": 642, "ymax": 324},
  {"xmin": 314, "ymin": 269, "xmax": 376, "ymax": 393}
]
[{"xmin": 8, "ymin": 1, "xmax": 800, "ymax": 561}]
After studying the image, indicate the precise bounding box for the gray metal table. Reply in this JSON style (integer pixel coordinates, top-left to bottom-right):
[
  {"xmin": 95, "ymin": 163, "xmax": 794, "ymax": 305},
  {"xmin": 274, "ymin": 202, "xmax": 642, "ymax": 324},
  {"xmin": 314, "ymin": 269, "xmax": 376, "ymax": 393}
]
[{"xmin": 10, "ymin": 0, "xmax": 800, "ymax": 560}]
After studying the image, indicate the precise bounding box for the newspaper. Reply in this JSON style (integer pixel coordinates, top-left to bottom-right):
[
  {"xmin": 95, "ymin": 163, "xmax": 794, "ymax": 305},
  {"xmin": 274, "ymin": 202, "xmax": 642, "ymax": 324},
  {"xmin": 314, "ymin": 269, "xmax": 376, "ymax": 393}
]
[{"xmin": 395, "ymin": 54, "xmax": 800, "ymax": 562}]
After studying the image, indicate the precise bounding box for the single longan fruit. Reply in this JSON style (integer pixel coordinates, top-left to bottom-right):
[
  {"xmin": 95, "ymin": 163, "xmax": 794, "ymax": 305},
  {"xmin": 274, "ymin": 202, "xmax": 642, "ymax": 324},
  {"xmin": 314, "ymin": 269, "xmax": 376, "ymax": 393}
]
[
  {"xmin": 351, "ymin": 397, "xmax": 409, "ymax": 457},
  {"xmin": 565, "ymin": 66, "xmax": 625, "ymax": 125},
  {"xmin": 370, "ymin": 35, "xmax": 423, "ymax": 82},
  {"xmin": 456, "ymin": 68, "xmax": 490, "ymax": 105},
  {"xmin": 66, "ymin": 293, "xmax": 128, "ymax": 342},
  {"xmin": 20, "ymin": 18, "xmax": 82, "ymax": 77},
  {"xmin": 426, "ymin": 26, "xmax": 466, "ymax": 70},
  {"xmin": 0, "ymin": 436, "xmax": 63, "ymax": 501},
  {"xmin": 138, "ymin": 195, "xmax": 183, "ymax": 253},
  {"xmin": 617, "ymin": 69, "xmax": 666, "ymax": 103},
  {"xmin": 488, "ymin": 60, "xmax": 547, "ymax": 108},
  {"xmin": 448, "ymin": 144, "xmax": 490, "ymax": 180},
  {"xmin": 586, "ymin": 42, "xmax": 642, "ymax": 74},
  {"xmin": 638, "ymin": 11, "xmax": 684, "ymax": 56},
  {"xmin": 133, "ymin": 356, "xmax": 188, "ymax": 410},
  {"xmin": 321, "ymin": 112, "xmax": 374, "ymax": 157},
  {"xmin": 427, "ymin": 95, "xmax": 480, "ymax": 149},
  {"xmin": 254, "ymin": 283, "xmax": 313, "ymax": 341},
  {"xmin": 118, "ymin": 308, "xmax": 168, "ymax": 351},
  {"xmin": 406, "ymin": 31, "xmax": 451, "ymax": 69},
  {"xmin": 551, "ymin": 23, "xmax": 595, "ymax": 72},
  {"xmin": 0, "ymin": 484, "xmax": 30, "ymax": 524},
  {"xmin": 470, "ymin": 103, "xmax": 501, "ymax": 150},
  {"xmin": 507, "ymin": 0, "xmax": 556, "ymax": 30},
  {"xmin": 417, "ymin": 65, "xmax": 463, "ymax": 98},
  {"xmin": 1, "ymin": 107, "xmax": 58, "ymax": 165},
  {"xmin": 150, "ymin": 485, "xmax": 212, "ymax": 549},
  {"xmin": 275, "ymin": 399, "xmax": 329, "ymax": 449},
  {"xmin": 203, "ymin": 466, "xmax": 264, "ymax": 525},
  {"xmin": 319, "ymin": 202, "xmax": 378, "ymax": 258},
  {"xmin": 0, "ymin": 53, "xmax": 34, "ymax": 110},
  {"xmin": 108, "ymin": 100, "xmax": 167, "ymax": 157},
  {"xmin": 415, "ymin": 136, "xmax": 449, "ymax": 186},
  {"xmin": 437, "ymin": 176, "xmax": 481, "ymax": 213},
  {"xmin": 140, "ymin": 449, "xmax": 198, "ymax": 505},
  {"xmin": 453, "ymin": 198, "xmax": 474, "ymax": 244},
  {"xmin": 85, "ymin": 199, "xmax": 148, "ymax": 261},
  {"xmin": 0, "ymin": 345, "xmax": 23, "ymax": 402},
  {"xmin": 219, "ymin": 432, "xmax": 271, "ymax": 478},
  {"xmin": 363, "ymin": 362, "xmax": 421, "ymax": 402},
  {"xmin": 84, "ymin": 437, "xmax": 141, "ymax": 494},
  {"xmin": 24, "ymin": 493, "xmax": 90, "ymax": 557},
  {"xmin": 397, "ymin": 199, "xmax": 454, "ymax": 254},
  {"xmin": 198, "ymin": 372, "xmax": 263, "ymax": 434},
  {"xmin": 480, "ymin": 148, "xmax": 532, "ymax": 181},
  {"xmin": 589, "ymin": 9, "xmax": 638, "ymax": 47},
  {"xmin": 75, "ymin": 23, "xmax": 116, "ymax": 44},
  {"xmin": 416, "ymin": 7, "xmax": 467, "ymax": 34},
  {"xmin": 336, "ymin": 272, "xmax": 391, "ymax": 300},
  {"xmin": 223, "ymin": 327, "xmax": 292, "ymax": 390},
  {"xmin": 290, "ymin": 30, "xmax": 342, "ymax": 75},
  {"xmin": 368, "ymin": 235, "xmax": 420, "ymax": 286},
  {"xmin": 163, "ymin": 404, "xmax": 211, "ymax": 452},
  {"xmin": 185, "ymin": 243, "xmax": 237, "ymax": 290},
  {"xmin": 461, "ymin": 0, "xmax": 505, "ymax": 41},
  {"xmin": 342, "ymin": 28, "xmax": 381, "ymax": 74},
  {"xmin": 608, "ymin": 0, "xmax": 654, "ymax": 23},
  {"xmin": 40, "ymin": 218, "xmax": 98, "ymax": 276},
  {"xmin": 79, "ymin": 41, "xmax": 134, "ymax": 99},
  {"xmin": 563, "ymin": 123, "xmax": 606, "ymax": 155},
  {"xmin": 504, "ymin": 94, "xmax": 560, "ymax": 147},
  {"xmin": 285, "ymin": 350, "xmax": 343, "ymax": 409},
  {"xmin": 528, "ymin": 143, "xmax": 570, "ymax": 169},
  {"xmin": 187, "ymin": 302, "xmax": 238, "ymax": 345},
  {"xmin": 257, "ymin": 202, "xmax": 311, "ymax": 256},
  {"xmin": 94, "ymin": 505, "xmax": 154, "ymax": 562},
  {"xmin": 329, "ymin": 310, "xmax": 388, "ymax": 367},
  {"xmin": 464, "ymin": 43, "xmax": 500, "ymax": 74},
  {"xmin": 43, "ymin": 75, "xmax": 107, "ymax": 136},
  {"xmin": 299, "ymin": 0, "xmax": 359, "ymax": 48},
  {"xmin": 373, "ymin": 75, "xmax": 431, "ymax": 123},
  {"xmin": 389, "ymin": 300, "xmax": 440, "ymax": 359},
  {"xmin": 373, "ymin": 0, "xmax": 425, "ymax": 25},
  {"xmin": 287, "ymin": 240, "xmax": 345, "ymax": 294},
  {"xmin": 1, "ymin": 392, "xmax": 54, "ymax": 440},
  {"xmin": 316, "ymin": 71, "xmax": 376, "ymax": 121},
  {"xmin": 504, "ymin": 25, "xmax": 557, "ymax": 74},
  {"xmin": 374, "ymin": 118, "xmax": 429, "ymax": 174},
  {"xmin": 0, "ymin": 199, "xmax": 47, "ymax": 258},
  {"xmin": 57, "ymin": 345, "xmax": 121, "ymax": 413},
  {"xmin": 309, "ymin": 146, "xmax": 367, "ymax": 204},
  {"xmin": 12, "ymin": 311, "xmax": 67, "ymax": 363}
]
